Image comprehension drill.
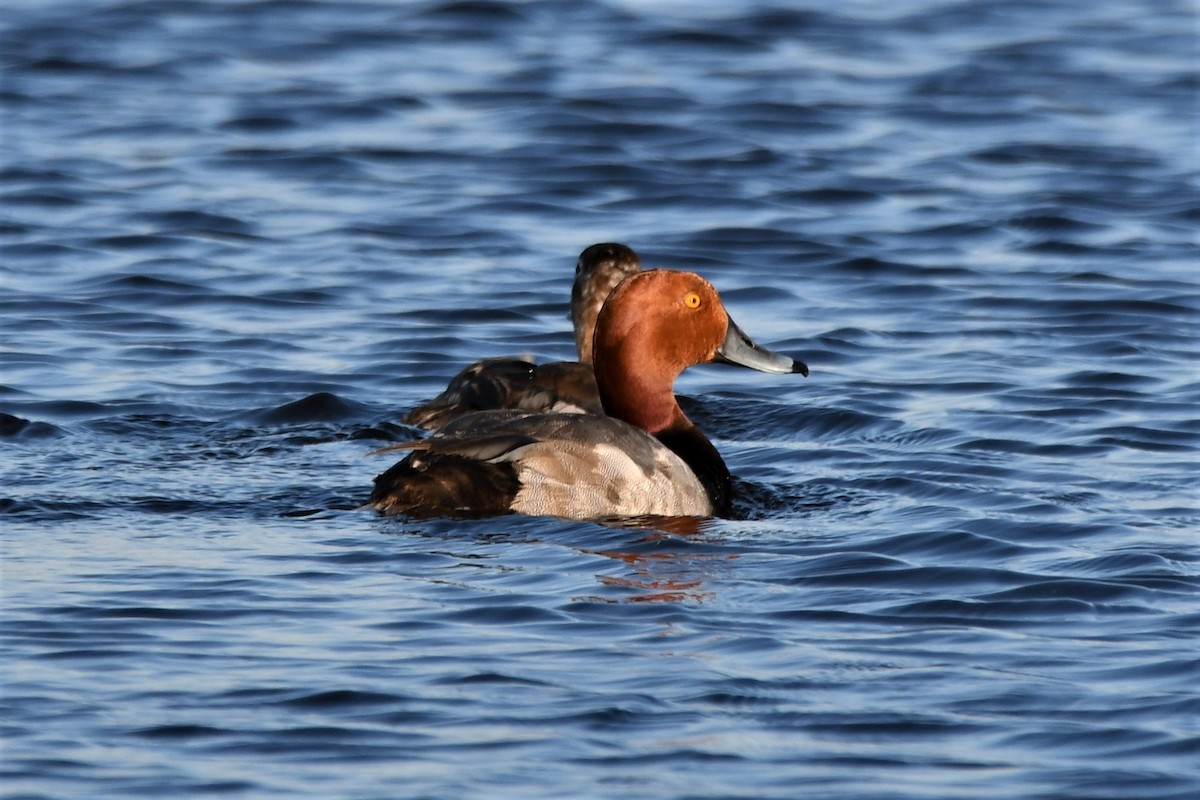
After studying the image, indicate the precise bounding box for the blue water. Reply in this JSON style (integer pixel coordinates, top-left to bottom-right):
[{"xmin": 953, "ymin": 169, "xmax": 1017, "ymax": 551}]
[{"xmin": 2, "ymin": 0, "xmax": 1198, "ymax": 797}]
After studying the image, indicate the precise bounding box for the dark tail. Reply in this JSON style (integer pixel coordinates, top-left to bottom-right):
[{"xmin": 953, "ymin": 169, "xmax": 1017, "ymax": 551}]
[{"xmin": 368, "ymin": 453, "xmax": 520, "ymax": 518}]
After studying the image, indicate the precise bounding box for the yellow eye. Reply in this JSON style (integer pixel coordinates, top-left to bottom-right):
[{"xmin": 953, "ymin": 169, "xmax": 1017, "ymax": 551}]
[{"xmin": 684, "ymin": 292, "xmax": 702, "ymax": 309}]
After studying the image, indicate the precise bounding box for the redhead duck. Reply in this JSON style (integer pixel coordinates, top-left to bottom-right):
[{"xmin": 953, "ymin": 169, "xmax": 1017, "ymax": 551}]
[
  {"xmin": 369, "ymin": 269, "xmax": 807, "ymax": 520},
  {"xmin": 403, "ymin": 243, "xmax": 642, "ymax": 430}
]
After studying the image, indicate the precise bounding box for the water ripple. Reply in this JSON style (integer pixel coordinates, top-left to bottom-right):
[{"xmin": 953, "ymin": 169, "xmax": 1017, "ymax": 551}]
[{"xmin": 2, "ymin": 0, "xmax": 1197, "ymax": 798}]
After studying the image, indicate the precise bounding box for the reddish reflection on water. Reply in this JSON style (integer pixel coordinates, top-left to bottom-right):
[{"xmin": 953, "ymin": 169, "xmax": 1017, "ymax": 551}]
[{"xmin": 578, "ymin": 516, "xmax": 735, "ymax": 603}]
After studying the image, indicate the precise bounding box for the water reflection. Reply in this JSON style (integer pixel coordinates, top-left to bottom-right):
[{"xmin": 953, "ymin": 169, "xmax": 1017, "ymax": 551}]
[
  {"xmin": 579, "ymin": 515, "xmax": 732, "ymax": 603},
  {"xmin": 599, "ymin": 514, "xmax": 710, "ymax": 537}
]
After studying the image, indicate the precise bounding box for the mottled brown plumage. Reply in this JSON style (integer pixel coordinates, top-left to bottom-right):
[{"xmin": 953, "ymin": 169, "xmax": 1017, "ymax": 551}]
[{"xmin": 403, "ymin": 243, "xmax": 641, "ymax": 430}]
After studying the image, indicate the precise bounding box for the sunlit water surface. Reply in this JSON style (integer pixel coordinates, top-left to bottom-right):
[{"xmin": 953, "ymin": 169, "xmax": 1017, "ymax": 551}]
[{"xmin": 2, "ymin": 1, "xmax": 1197, "ymax": 798}]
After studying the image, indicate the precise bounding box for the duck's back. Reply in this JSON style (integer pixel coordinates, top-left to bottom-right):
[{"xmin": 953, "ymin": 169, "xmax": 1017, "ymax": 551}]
[
  {"xmin": 403, "ymin": 359, "xmax": 603, "ymax": 430},
  {"xmin": 370, "ymin": 411, "xmax": 712, "ymax": 519},
  {"xmin": 501, "ymin": 414, "xmax": 712, "ymax": 518}
]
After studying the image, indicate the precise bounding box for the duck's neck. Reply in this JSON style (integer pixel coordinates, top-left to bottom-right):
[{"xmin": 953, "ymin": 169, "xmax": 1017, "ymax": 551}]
[
  {"xmin": 597, "ymin": 367, "xmax": 679, "ymax": 434},
  {"xmin": 597, "ymin": 368, "xmax": 732, "ymax": 515},
  {"xmin": 654, "ymin": 421, "xmax": 732, "ymax": 516}
]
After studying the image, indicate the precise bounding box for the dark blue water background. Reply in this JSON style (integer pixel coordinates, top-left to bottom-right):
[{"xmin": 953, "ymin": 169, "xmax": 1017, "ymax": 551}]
[{"xmin": 2, "ymin": 1, "xmax": 1197, "ymax": 798}]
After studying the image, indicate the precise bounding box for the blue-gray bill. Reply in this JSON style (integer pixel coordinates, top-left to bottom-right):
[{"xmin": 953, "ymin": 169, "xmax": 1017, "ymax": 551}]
[{"xmin": 715, "ymin": 316, "xmax": 809, "ymax": 377}]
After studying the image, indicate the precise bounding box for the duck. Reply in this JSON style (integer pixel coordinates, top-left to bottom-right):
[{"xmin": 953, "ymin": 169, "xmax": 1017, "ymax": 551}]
[
  {"xmin": 369, "ymin": 268, "xmax": 807, "ymax": 520},
  {"xmin": 403, "ymin": 243, "xmax": 642, "ymax": 430}
]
